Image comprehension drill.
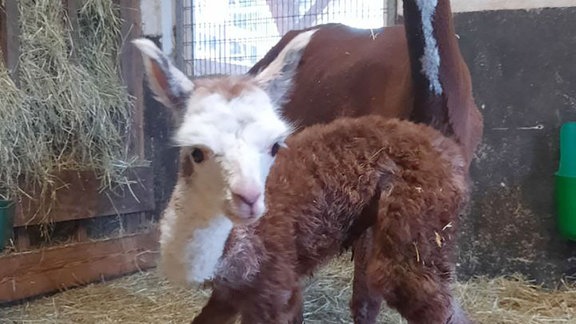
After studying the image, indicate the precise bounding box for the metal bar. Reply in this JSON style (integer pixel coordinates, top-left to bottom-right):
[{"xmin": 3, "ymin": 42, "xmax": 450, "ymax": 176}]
[
  {"xmin": 175, "ymin": 0, "xmax": 185, "ymax": 71},
  {"xmin": 161, "ymin": 0, "xmax": 174, "ymax": 55},
  {"xmin": 189, "ymin": 0, "xmax": 195, "ymax": 77},
  {"xmin": 387, "ymin": 0, "xmax": 397, "ymax": 26}
]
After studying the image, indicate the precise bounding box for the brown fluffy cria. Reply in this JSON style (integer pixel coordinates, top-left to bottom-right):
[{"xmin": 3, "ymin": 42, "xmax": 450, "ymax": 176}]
[{"xmin": 191, "ymin": 116, "xmax": 471, "ymax": 324}]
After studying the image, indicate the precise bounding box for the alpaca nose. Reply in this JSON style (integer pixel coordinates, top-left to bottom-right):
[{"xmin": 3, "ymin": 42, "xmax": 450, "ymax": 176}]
[{"xmin": 232, "ymin": 191, "xmax": 261, "ymax": 207}]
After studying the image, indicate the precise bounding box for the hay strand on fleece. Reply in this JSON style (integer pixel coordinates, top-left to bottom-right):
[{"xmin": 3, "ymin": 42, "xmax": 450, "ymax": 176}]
[
  {"xmin": 1, "ymin": 255, "xmax": 574, "ymax": 324},
  {"xmin": 0, "ymin": 0, "xmax": 136, "ymax": 217}
]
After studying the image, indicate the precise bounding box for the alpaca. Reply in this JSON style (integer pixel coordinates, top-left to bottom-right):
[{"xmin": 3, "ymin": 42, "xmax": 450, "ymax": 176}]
[
  {"xmin": 132, "ymin": 30, "xmax": 317, "ymax": 284},
  {"xmin": 248, "ymin": 0, "xmax": 483, "ymax": 170},
  {"xmin": 181, "ymin": 116, "xmax": 470, "ymax": 324}
]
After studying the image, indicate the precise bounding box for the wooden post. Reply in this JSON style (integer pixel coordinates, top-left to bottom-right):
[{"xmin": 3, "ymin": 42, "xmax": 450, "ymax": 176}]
[
  {"xmin": 118, "ymin": 0, "xmax": 145, "ymax": 159},
  {"xmin": 1, "ymin": 0, "xmax": 21, "ymax": 86},
  {"xmin": 2, "ymin": 1, "xmax": 26, "ymax": 250},
  {"xmin": 117, "ymin": 0, "xmax": 148, "ymax": 231},
  {"xmin": 62, "ymin": 0, "xmax": 91, "ymax": 243}
]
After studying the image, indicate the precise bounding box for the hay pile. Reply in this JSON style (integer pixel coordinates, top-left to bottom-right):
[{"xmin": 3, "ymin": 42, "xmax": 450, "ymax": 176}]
[
  {"xmin": 0, "ymin": 0, "xmax": 135, "ymax": 210},
  {"xmin": 2, "ymin": 256, "xmax": 575, "ymax": 324}
]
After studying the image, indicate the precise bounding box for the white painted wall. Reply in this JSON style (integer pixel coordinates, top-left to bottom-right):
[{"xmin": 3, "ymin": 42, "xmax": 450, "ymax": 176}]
[
  {"xmin": 140, "ymin": 0, "xmax": 175, "ymax": 56},
  {"xmin": 398, "ymin": 0, "xmax": 576, "ymax": 15},
  {"xmin": 140, "ymin": 0, "xmax": 162, "ymax": 35}
]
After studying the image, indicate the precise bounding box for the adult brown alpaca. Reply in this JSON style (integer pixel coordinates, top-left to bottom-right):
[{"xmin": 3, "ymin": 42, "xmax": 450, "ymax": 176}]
[
  {"xmin": 249, "ymin": 0, "xmax": 483, "ymax": 170},
  {"xmin": 190, "ymin": 116, "xmax": 470, "ymax": 324}
]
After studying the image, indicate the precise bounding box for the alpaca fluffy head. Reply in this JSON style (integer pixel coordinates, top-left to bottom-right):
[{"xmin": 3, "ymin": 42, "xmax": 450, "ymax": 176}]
[{"xmin": 133, "ymin": 30, "xmax": 317, "ymax": 223}]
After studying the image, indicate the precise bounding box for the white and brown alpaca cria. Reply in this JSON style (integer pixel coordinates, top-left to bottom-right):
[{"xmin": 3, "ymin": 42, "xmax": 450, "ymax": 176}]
[
  {"xmin": 166, "ymin": 116, "xmax": 471, "ymax": 324},
  {"xmin": 132, "ymin": 30, "xmax": 317, "ymax": 284}
]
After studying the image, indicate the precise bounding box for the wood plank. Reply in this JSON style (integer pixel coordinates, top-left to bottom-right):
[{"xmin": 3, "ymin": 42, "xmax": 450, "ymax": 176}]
[
  {"xmin": 3, "ymin": 0, "xmax": 20, "ymax": 85},
  {"xmin": 118, "ymin": 0, "xmax": 145, "ymax": 158},
  {"xmin": 15, "ymin": 228, "xmax": 30, "ymax": 252},
  {"xmin": 0, "ymin": 227, "xmax": 160, "ymax": 303},
  {"xmin": 14, "ymin": 167, "xmax": 155, "ymax": 227},
  {"xmin": 125, "ymin": 212, "xmax": 146, "ymax": 234},
  {"xmin": 15, "ymin": 171, "xmax": 99, "ymax": 227},
  {"xmin": 74, "ymin": 222, "xmax": 88, "ymax": 242},
  {"xmin": 95, "ymin": 166, "xmax": 155, "ymax": 217}
]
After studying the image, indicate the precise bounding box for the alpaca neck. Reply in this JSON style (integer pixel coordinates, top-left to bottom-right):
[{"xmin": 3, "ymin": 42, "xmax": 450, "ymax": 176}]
[
  {"xmin": 159, "ymin": 183, "xmax": 234, "ymax": 285},
  {"xmin": 184, "ymin": 213, "xmax": 233, "ymax": 283}
]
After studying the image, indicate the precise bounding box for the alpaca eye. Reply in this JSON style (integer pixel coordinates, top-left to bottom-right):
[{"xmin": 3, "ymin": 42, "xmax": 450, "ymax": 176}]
[
  {"xmin": 191, "ymin": 148, "xmax": 205, "ymax": 163},
  {"xmin": 270, "ymin": 142, "xmax": 281, "ymax": 157}
]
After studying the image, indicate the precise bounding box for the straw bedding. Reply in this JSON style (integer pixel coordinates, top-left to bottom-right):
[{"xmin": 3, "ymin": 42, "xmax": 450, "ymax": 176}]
[{"xmin": 1, "ymin": 255, "xmax": 575, "ymax": 324}]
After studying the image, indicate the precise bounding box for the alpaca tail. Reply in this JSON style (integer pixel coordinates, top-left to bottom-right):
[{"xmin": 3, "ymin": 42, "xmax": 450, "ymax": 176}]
[{"xmin": 402, "ymin": 0, "xmax": 483, "ymax": 164}]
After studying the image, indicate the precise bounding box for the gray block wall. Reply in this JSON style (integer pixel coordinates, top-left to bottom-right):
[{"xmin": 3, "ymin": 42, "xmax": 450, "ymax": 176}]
[{"xmin": 454, "ymin": 7, "xmax": 576, "ymax": 287}]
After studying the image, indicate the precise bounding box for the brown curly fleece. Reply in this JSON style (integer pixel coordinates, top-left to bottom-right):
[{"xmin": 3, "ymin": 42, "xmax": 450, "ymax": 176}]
[{"xmin": 191, "ymin": 116, "xmax": 470, "ymax": 324}]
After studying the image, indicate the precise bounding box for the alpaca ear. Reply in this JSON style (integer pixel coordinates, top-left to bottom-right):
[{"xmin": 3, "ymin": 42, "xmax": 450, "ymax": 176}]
[
  {"xmin": 253, "ymin": 29, "xmax": 317, "ymax": 106},
  {"xmin": 132, "ymin": 38, "xmax": 194, "ymax": 111}
]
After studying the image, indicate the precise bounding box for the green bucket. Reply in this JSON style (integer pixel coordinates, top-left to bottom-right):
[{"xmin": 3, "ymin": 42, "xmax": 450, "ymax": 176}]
[
  {"xmin": 555, "ymin": 122, "xmax": 576, "ymax": 241},
  {"xmin": 555, "ymin": 175, "xmax": 576, "ymax": 241},
  {"xmin": 0, "ymin": 200, "xmax": 15, "ymax": 251}
]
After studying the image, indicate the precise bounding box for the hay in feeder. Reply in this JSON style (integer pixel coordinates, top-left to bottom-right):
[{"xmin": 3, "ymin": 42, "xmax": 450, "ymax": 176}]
[
  {"xmin": 1, "ymin": 255, "xmax": 575, "ymax": 323},
  {"xmin": 0, "ymin": 0, "xmax": 137, "ymax": 218}
]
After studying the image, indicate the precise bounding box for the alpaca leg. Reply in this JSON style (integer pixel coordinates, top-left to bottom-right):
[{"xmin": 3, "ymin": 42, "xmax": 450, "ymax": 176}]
[
  {"xmin": 447, "ymin": 299, "xmax": 471, "ymax": 324},
  {"xmin": 287, "ymin": 287, "xmax": 305, "ymax": 324},
  {"xmin": 191, "ymin": 289, "xmax": 239, "ymax": 324},
  {"xmin": 350, "ymin": 230, "xmax": 383, "ymax": 324},
  {"xmin": 240, "ymin": 286, "xmax": 302, "ymax": 324},
  {"xmin": 367, "ymin": 258, "xmax": 471, "ymax": 324},
  {"xmin": 239, "ymin": 302, "xmax": 291, "ymax": 324}
]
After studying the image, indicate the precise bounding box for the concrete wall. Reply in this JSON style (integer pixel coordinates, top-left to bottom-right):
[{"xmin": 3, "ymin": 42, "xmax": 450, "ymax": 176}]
[
  {"xmin": 454, "ymin": 7, "xmax": 576, "ymax": 287},
  {"xmin": 398, "ymin": 0, "xmax": 576, "ymax": 15},
  {"xmin": 448, "ymin": 0, "xmax": 576, "ymax": 12},
  {"xmin": 140, "ymin": 0, "xmax": 176, "ymax": 56}
]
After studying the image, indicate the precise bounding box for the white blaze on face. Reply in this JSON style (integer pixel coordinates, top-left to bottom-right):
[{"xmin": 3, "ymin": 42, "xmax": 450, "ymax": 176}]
[
  {"xmin": 133, "ymin": 30, "xmax": 317, "ymax": 223},
  {"xmin": 159, "ymin": 89, "xmax": 289, "ymax": 284},
  {"xmin": 174, "ymin": 87, "xmax": 290, "ymax": 222}
]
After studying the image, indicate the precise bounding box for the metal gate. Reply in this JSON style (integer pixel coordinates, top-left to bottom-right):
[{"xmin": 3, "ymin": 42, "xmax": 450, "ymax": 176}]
[{"xmin": 175, "ymin": 0, "xmax": 396, "ymax": 77}]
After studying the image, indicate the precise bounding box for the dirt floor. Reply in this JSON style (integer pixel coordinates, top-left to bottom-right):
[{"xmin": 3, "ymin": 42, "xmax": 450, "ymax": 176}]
[{"xmin": 1, "ymin": 255, "xmax": 575, "ymax": 324}]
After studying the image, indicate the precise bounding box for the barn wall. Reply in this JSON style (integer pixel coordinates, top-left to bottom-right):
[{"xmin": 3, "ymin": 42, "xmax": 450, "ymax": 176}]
[
  {"xmin": 454, "ymin": 7, "xmax": 576, "ymax": 287},
  {"xmin": 140, "ymin": 0, "xmax": 176, "ymax": 57},
  {"xmin": 397, "ymin": 0, "xmax": 576, "ymax": 15},
  {"xmin": 139, "ymin": 2, "xmax": 180, "ymax": 220},
  {"xmin": 141, "ymin": 37, "xmax": 180, "ymax": 223},
  {"xmin": 448, "ymin": 0, "xmax": 576, "ymax": 12}
]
